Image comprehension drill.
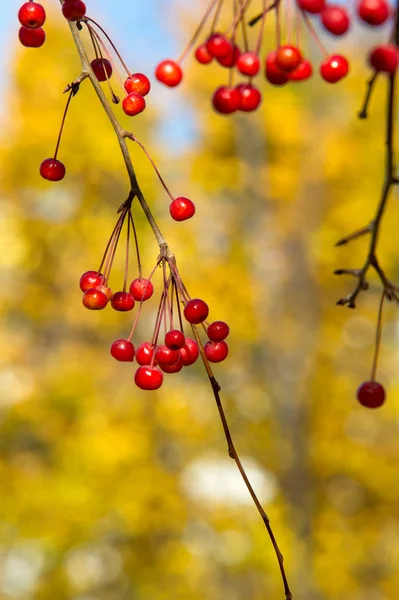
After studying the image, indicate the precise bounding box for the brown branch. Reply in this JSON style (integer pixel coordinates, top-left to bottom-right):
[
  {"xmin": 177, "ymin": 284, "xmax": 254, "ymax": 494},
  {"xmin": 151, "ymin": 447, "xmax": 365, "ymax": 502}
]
[{"xmin": 358, "ymin": 72, "xmax": 379, "ymax": 119}]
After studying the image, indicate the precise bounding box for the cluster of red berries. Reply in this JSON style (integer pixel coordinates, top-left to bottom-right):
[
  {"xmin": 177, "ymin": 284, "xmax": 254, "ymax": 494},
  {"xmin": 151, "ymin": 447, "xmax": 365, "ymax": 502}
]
[{"xmin": 18, "ymin": 1, "xmax": 87, "ymax": 48}]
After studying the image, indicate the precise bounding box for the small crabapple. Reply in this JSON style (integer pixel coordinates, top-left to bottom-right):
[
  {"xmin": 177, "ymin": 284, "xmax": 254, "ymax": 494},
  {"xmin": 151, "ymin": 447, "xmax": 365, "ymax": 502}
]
[
  {"xmin": 195, "ymin": 44, "xmax": 213, "ymax": 64},
  {"xmin": 212, "ymin": 86, "xmax": 241, "ymax": 114},
  {"xmin": 179, "ymin": 337, "xmax": 199, "ymax": 366},
  {"xmin": 111, "ymin": 291, "xmax": 135, "ymax": 311},
  {"xmin": 124, "ymin": 73, "xmax": 151, "ymax": 96},
  {"xmin": 122, "ymin": 92, "xmax": 146, "ymax": 116},
  {"xmin": 110, "ymin": 339, "xmax": 135, "ymax": 362},
  {"xmin": 236, "ymin": 84, "xmax": 262, "ymax": 112},
  {"xmin": 206, "ymin": 33, "xmax": 232, "ymax": 58},
  {"xmin": 321, "ymin": 6, "xmax": 350, "ymax": 35},
  {"xmin": 368, "ymin": 45, "xmax": 398, "ymax": 73},
  {"xmin": 297, "ymin": 0, "xmax": 325, "ymax": 13},
  {"xmin": 216, "ymin": 44, "xmax": 241, "ymax": 68},
  {"xmin": 237, "ymin": 52, "xmax": 260, "ymax": 76},
  {"xmin": 40, "ymin": 158, "xmax": 66, "ymax": 181},
  {"xmin": 155, "ymin": 60, "xmax": 183, "ymax": 87},
  {"xmin": 155, "ymin": 345, "xmax": 180, "ymax": 366},
  {"xmin": 276, "ymin": 45, "xmax": 302, "ymax": 72},
  {"xmin": 184, "ymin": 299, "xmax": 209, "ymax": 324},
  {"xmin": 204, "ymin": 341, "xmax": 229, "ymax": 363},
  {"xmin": 357, "ymin": 0, "xmax": 389, "ymax": 25},
  {"xmin": 169, "ymin": 197, "xmax": 196, "ymax": 221},
  {"xmin": 160, "ymin": 356, "xmax": 183, "ymax": 374},
  {"xmin": 91, "ymin": 58, "xmax": 113, "ymax": 81},
  {"xmin": 165, "ymin": 330, "xmax": 185, "ymax": 350},
  {"xmin": 79, "ymin": 270, "xmax": 104, "ymax": 292},
  {"xmin": 98, "ymin": 284, "xmax": 113, "ymax": 301},
  {"xmin": 19, "ymin": 26, "xmax": 45, "ymax": 48},
  {"xmin": 135, "ymin": 342, "xmax": 157, "ymax": 366},
  {"xmin": 356, "ymin": 381, "xmax": 385, "ymax": 408},
  {"xmin": 207, "ymin": 321, "xmax": 230, "ymax": 342},
  {"xmin": 82, "ymin": 288, "xmax": 108, "ymax": 310},
  {"xmin": 129, "ymin": 278, "xmax": 154, "ymax": 301},
  {"xmin": 265, "ymin": 51, "xmax": 289, "ymax": 85},
  {"xmin": 62, "ymin": 0, "xmax": 86, "ymax": 21},
  {"xmin": 320, "ymin": 54, "xmax": 349, "ymax": 82},
  {"xmin": 288, "ymin": 59, "xmax": 313, "ymax": 81},
  {"xmin": 134, "ymin": 366, "xmax": 163, "ymax": 390},
  {"xmin": 18, "ymin": 2, "xmax": 46, "ymax": 29}
]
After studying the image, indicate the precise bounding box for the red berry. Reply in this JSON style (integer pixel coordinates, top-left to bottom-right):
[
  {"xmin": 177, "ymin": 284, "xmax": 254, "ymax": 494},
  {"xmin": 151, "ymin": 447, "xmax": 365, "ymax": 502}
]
[
  {"xmin": 135, "ymin": 342, "xmax": 157, "ymax": 366},
  {"xmin": 110, "ymin": 339, "xmax": 135, "ymax": 362},
  {"xmin": 165, "ymin": 329, "xmax": 185, "ymax": 350},
  {"xmin": 91, "ymin": 58, "xmax": 113, "ymax": 82},
  {"xmin": 276, "ymin": 45, "xmax": 302, "ymax": 72},
  {"xmin": 18, "ymin": 26, "xmax": 45, "ymax": 47},
  {"xmin": 321, "ymin": 6, "xmax": 350, "ymax": 35},
  {"xmin": 195, "ymin": 44, "xmax": 213, "ymax": 64},
  {"xmin": 155, "ymin": 60, "xmax": 183, "ymax": 87},
  {"xmin": 184, "ymin": 299, "xmax": 209, "ymax": 324},
  {"xmin": 369, "ymin": 45, "xmax": 398, "ymax": 73},
  {"xmin": 18, "ymin": 2, "xmax": 46, "ymax": 29},
  {"xmin": 134, "ymin": 366, "xmax": 163, "ymax": 390},
  {"xmin": 155, "ymin": 345, "xmax": 180, "ymax": 366},
  {"xmin": 265, "ymin": 51, "xmax": 289, "ymax": 85},
  {"xmin": 237, "ymin": 52, "xmax": 260, "ymax": 76},
  {"xmin": 204, "ymin": 340, "xmax": 229, "ymax": 363},
  {"xmin": 111, "ymin": 291, "xmax": 135, "ymax": 312},
  {"xmin": 122, "ymin": 92, "xmax": 146, "ymax": 117},
  {"xmin": 206, "ymin": 33, "xmax": 232, "ymax": 58},
  {"xmin": 236, "ymin": 84, "xmax": 262, "ymax": 112},
  {"xmin": 207, "ymin": 321, "xmax": 229, "ymax": 342},
  {"xmin": 98, "ymin": 284, "xmax": 113, "ymax": 301},
  {"xmin": 79, "ymin": 270, "xmax": 104, "ymax": 292},
  {"xmin": 82, "ymin": 288, "xmax": 108, "ymax": 310},
  {"xmin": 169, "ymin": 197, "xmax": 196, "ymax": 221},
  {"xmin": 297, "ymin": 0, "xmax": 325, "ymax": 12},
  {"xmin": 124, "ymin": 73, "xmax": 151, "ymax": 96},
  {"xmin": 357, "ymin": 0, "xmax": 389, "ymax": 25},
  {"xmin": 129, "ymin": 278, "xmax": 154, "ymax": 301},
  {"xmin": 39, "ymin": 158, "xmax": 66, "ymax": 181},
  {"xmin": 288, "ymin": 59, "xmax": 313, "ymax": 81},
  {"xmin": 320, "ymin": 54, "xmax": 349, "ymax": 82},
  {"xmin": 356, "ymin": 380, "xmax": 385, "ymax": 408},
  {"xmin": 160, "ymin": 355, "xmax": 183, "ymax": 374},
  {"xmin": 179, "ymin": 337, "xmax": 199, "ymax": 366},
  {"xmin": 62, "ymin": 0, "xmax": 86, "ymax": 21},
  {"xmin": 212, "ymin": 85, "xmax": 241, "ymax": 114},
  {"xmin": 216, "ymin": 44, "xmax": 241, "ymax": 68}
]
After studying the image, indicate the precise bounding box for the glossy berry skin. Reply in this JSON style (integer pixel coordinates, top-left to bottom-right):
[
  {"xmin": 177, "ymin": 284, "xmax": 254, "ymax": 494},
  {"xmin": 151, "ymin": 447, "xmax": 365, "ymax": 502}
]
[
  {"xmin": 356, "ymin": 381, "xmax": 385, "ymax": 408},
  {"xmin": 134, "ymin": 366, "xmax": 163, "ymax": 390},
  {"xmin": 111, "ymin": 291, "xmax": 135, "ymax": 312},
  {"xmin": 170, "ymin": 197, "xmax": 196, "ymax": 221},
  {"xmin": 155, "ymin": 60, "xmax": 183, "ymax": 87},
  {"xmin": 216, "ymin": 44, "xmax": 241, "ymax": 68},
  {"xmin": 155, "ymin": 345, "xmax": 180, "ymax": 366},
  {"xmin": 206, "ymin": 33, "xmax": 232, "ymax": 58},
  {"xmin": 265, "ymin": 52, "xmax": 289, "ymax": 85},
  {"xmin": 236, "ymin": 84, "xmax": 262, "ymax": 112},
  {"xmin": 91, "ymin": 58, "xmax": 113, "ymax": 81},
  {"xmin": 160, "ymin": 356, "xmax": 183, "ymax": 374},
  {"xmin": 212, "ymin": 86, "xmax": 241, "ymax": 114},
  {"xmin": 179, "ymin": 337, "xmax": 199, "ymax": 366},
  {"xmin": 320, "ymin": 54, "xmax": 349, "ymax": 83},
  {"xmin": 19, "ymin": 26, "xmax": 45, "ymax": 48},
  {"xmin": 321, "ymin": 6, "xmax": 350, "ymax": 35},
  {"xmin": 18, "ymin": 2, "xmax": 46, "ymax": 29},
  {"xmin": 207, "ymin": 321, "xmax": 230, "ymax": 342},
  {"xmin": 297, "ymin": 0, "xmax": 325, "ymax": 12},
  {"xmin": 135, "ymin": 342, "xmax": 157, "ymax": 366},
  {"xmin": 124, "ymin": 73, "xmax": 151, "ymax": 96},
  {"xmin": 79, "ymin": 270, "xmax": 104, "ymax": 292},
  {"xmin": 369, "ymin": 45, "xmax": 398, "ymax": 73},
  {"xmin": 288, "ymin": 59, "xmax": 313, "ymax": 81},
  {"xmin": 99, "ymin": 284, "xmax": 113, "ymax": 301},
  {"xmin": 122, "ymin": 92, "xmax": 146, "ymax": 116},
  {"xmin": 195, "ymin": 44, "xmax": 213, "ymax": 64},
  {"xmin": 40, "ymin": 158, "xmax": 66, "ymax": 181},
  {"xmin": 129, "ymin": 278, "xmax": 154, "ymax": 302},
  {"xmin": 204, "ymin": 341, "xmax": 229, "ymax": 363},
  {"xmin": 165, "ymin": 329, "xmax": 185, "ymax": 350},
  {"xmin": 82, "ymin": 288, "xmax": 108, "ymax": 310},
  {"xmin": 184, "ymin": 299, "xmax": 209, "ymax": 324},
  {"xmin": 110, "ymin": 339, "xmax": 135, "ymax": 362},
  {"xmin": 276, "ymin": 45, "xmax": 302, "ymax": 72},
  {"xmin": 237, "ymin": 52, "xmax": 260, "ymax": 76},
  {"xmin": 357, "ymin": 0, "xmax": 389, "ymax": 25},
  {"xmin": 62, "ymin": 0, "xmax": 86, "ymax": 21}
]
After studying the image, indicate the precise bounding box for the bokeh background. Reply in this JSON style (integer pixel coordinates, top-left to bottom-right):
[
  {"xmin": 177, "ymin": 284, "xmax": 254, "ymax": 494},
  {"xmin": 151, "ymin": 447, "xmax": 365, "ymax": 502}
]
[{"xmin": 1, "ymin": 1, "xmax": 399, "ymax": 599}]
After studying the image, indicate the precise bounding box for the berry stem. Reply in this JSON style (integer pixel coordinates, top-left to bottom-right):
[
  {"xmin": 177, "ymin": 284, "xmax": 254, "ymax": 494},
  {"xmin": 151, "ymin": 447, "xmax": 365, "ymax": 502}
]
[
  {"xmin": 371, "ymin": 291, "xmax": 385, "ymax": 381},
  {"xmin": 53, "ymin": 89, "xmax": 74, "ymax": 160},
  {"xmin": 123, "ymin": 210, "xmax": 131, "ymax": 292},
  {"xmin": 128, "ymin": 210, "xmax": 143, "ymax": 279},
  {"xmin": 85, "ymin": 16, "xmax": 132, "ymax": 77},
  {"xmin": 300, "ymin": 10, "xmax": 328, "ymax": 57},
  {"xmin": 176, "ymin": 0, "xmax": 220, "ymax": 63},
  {"xmin": 255, "ymin": 0, "xmax": 268, "ymax": 56}
]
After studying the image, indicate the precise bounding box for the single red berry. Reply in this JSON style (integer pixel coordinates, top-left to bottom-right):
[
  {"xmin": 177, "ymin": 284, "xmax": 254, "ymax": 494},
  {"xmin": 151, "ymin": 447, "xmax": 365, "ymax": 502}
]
[
  {"xmin": 82, "ymin": 288, "xmax": 108, "ymax": 310},
  {"xmin": 169, "ymin": 197, "xmax": 196, "ymax": 221},
  {"xmin": 184, "ymin": 299, "xmax": 209, "ymax": 324},
  {"xmin": 195, "ymin": 43, "xmax": 213, "ymax": 64},
  {"xmin": 91, "ymin": 58, "xmax": 113, "ymax": 82},
  {"xmin": 62, "ymin": 0, "xmax": 86, "ymax": 21},
  {"xmin": 122, "ymin": 92, "xmax": 146, "ymax": 116},
  {"xmin": 155, "ymin": 345, "xmax": 180, "ymax": 366},
  {"xmin": 129, "ymin": 278, "xmax": 154, "ymax": 302},
  {"xmin": 39, "ymin": 158, "xmax": 66, "ymax": 181},
  {"xmin": 204, "ymin": 341, "xmax": 229, "ymax": 363},
  {"xmin": 18, "ymin": 2, "xmax": 46, "ymax": 29},
  {"xmin": 111, "ymin": 291, "xmax": 135, "ymax": 312},
  {"xmin": 206, "ymin": 33, "xmax": 232, "ymax": 58},
  {"xmin": 212, "ymin": 85, "xmax": 241, "ymax": 114},
  {"xmin": 110, "ymin": 339, "xmax": 135, "ymax": 362},
  {"xmin": 297, "ymin": 0, "xmax": 325, "ymax": 12},
  {"xmin": 79, "ymin": 270, "xmax": 104, "ymax": 292},
  {"xmin": 207, "ymin": 321, "xmax": 230, "ymax": 342},
  {"xmin": 357, "ymin": 0, "xmax": 389, "ymax": 25},
  {"xmin": 160, "ymin": 355, "xmax": 183, "ymax": 374},
  {"xmin": 236, "ymin": 84, "xmax": 262, "ymax": 112},
  {"xmin": 320, "ymin": 54, "xmax": 349, "ymax": 82},
  {"xmin": 135, "ymin": 342, "xmax": 157, "ymax": 366},
  {"xmin": 216, "ymin": 44, "xmax": 241, "ymax": 68},
  {"xmin": 275, "ymin": 45, "xmax": 302, "ymax": 72},
  {"xmin": 356, "ymin": 380, "xmax": 385, "ymax": 408},
  {"xmin": 179, "ymin": 337, "xmax": 199, "ymax": 366},
  {"xmin": 368, "ymin": 45, "xmax": 398, "ymax": 73},
  {"xmin": 124, "ymin": 73, "xmax": 151, "ymax": 96},
  {"xmin": 321, "ymin": 6, "xmax": 350, "ymax": 35},
  {"xmin": 98, "ymin": 284, "xmax": 113, "ymax": 301},
  {"xmin": 165, "ymin": 329, "xmax": 185, "ymax": 350},
  {"xmin": 288, "ymin": 59, "xmax": 313, "ymax": 81},
  {"xmin": 18, "ymin": 26, "xmax": 45, "ymax": 48},
  {"xmin": 265, "ymin": 51, "xmax": 289, "ymax": 85},
  {"xmin": 155, "ymin": 60, "xmax": 183, "ymax": 87},
  {"xmin": 237, "ymin": 52, "xmax": 260, "ymax": 76},
  {"xmin": 134, "ymin": 366, "xmax": 163, "ymax": 390}
]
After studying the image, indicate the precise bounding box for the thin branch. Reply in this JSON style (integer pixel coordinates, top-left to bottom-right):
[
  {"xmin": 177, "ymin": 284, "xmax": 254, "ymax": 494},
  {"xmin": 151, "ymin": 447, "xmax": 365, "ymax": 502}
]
[{"xmin": 358, "ymin": 72, "xmax": 379, "ymax": 119}]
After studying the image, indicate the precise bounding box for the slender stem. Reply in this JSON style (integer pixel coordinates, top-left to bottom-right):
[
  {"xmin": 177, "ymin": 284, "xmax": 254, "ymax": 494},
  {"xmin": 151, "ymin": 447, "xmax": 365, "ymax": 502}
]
[
  {"xmin": 371, "ymin": 291, "xmax": 385, "ymax": 381},
  {"xmin": 177, "ymin": 0, "xmax": 220, "ymax": 63},
  {"xmin": 53, "ymin": 89, "xmax": 74, "ymax": 160}
]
